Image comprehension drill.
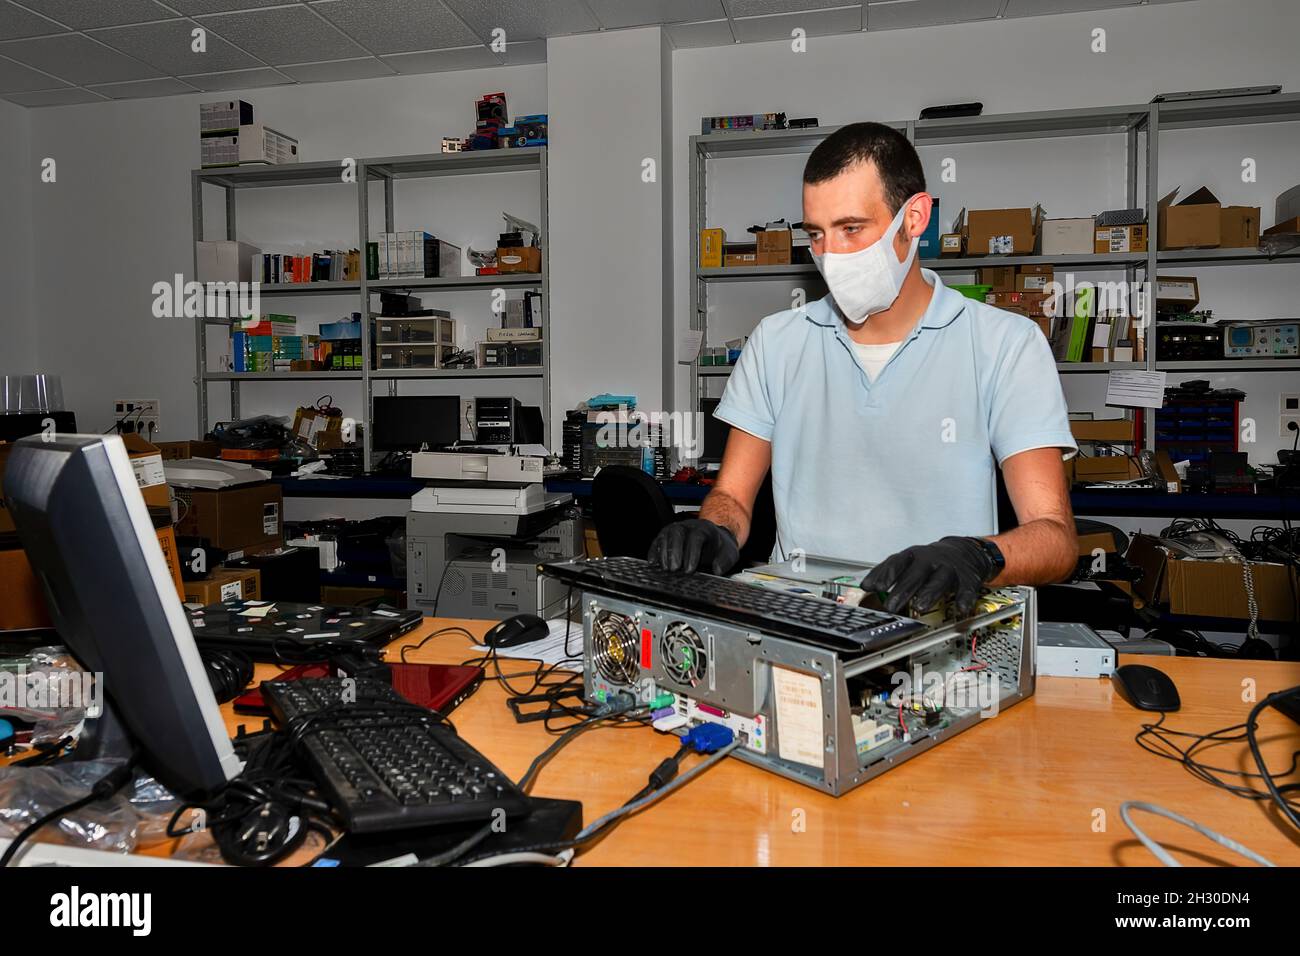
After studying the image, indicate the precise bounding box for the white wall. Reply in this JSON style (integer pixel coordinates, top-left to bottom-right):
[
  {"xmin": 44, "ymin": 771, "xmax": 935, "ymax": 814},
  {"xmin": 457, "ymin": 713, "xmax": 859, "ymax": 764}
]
[
  {"xmin": 26, "ymin": 65, "xmax": 546, "ymax": 438},
  {"xmin": 0, "ymin": 99, "xmax": 34, "ymax": 376},
  {"xmin": 546, "ymin": 27, "xmax": 672, "ymax": 438},
  {"xmin": 670, "ymin": 0, "xmax": 1300, "ymax": 458}
]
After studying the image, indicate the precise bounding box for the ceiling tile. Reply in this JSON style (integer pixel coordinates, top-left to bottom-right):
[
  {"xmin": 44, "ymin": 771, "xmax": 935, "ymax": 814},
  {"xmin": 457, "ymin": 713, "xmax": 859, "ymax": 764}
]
[
  {"xmin": 665, "ymin": 18, "xmax": 735, "ymax": 47},
  {"xmin": 178, "ymin": 65, "xmax": 292, "ymax": 90},
  {"xmin": 1002, "ymin": 0, "xmax": 1140, "ymax": 15},
  {"xmin": 309, "ymin": 0, "xmax": 480, "ymax": 54},
  {"xmin": 5, "ymin": 86, "xmax": 107, "ymax": 105},
  {"xmin": 727, "ymin": 0, "xmax": 860, "ymax": 15},
  {"xmin": 867, "ymin": 0, "xmax": 1001, "ymax": 30},
  {"xmin": 587, "ymin": 0, "xmax": 727, "ymax": 29},
  {"xmin": 87, "ymin": 76, "xmax": 201, "ymax": 99},
  {"xmin": 0, "ymin": 33, "xmax": 164, "ymax": 84},
  {"xmin": 732, "ymin": 5, "xmax": 863, "ymax": 42},
  {"xmin": 0, "ymin": 0, "xmax": 65, "ymax": 39},
  {"xmin": 196, "ymin": 7, "xmax": 367, "ymax": 64},
  {"xmin": 17, "ymin": 0, "xmax": 175, "ymax": 29},
  {"xmin": 278, "ymin": 56, "xmax": 396, "ymax": 81},
  {"xmin": 441, "ymin": 0, "xmax": 598, "ymax": 42},
  {"xmin": 380, "ymin": 44, "xmax": 501, "ymax": 74},
  {"xmin": 0, "ymin": 52, "xmax": 66, "ymax": 91},
  {"xmin": 501, "ymin": 38, "xmax": 545, "ymax": 65},
  {"xmin": 164, "ymin": 0, "xmax": 294, "ymax": 13},
  {"xmin": 92, "ymin": 18, "xmax": 262, "ymax": 73}
]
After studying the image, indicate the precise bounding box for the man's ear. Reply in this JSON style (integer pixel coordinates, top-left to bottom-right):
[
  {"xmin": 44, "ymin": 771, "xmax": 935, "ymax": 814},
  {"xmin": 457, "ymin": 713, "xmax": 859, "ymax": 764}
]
[{"xmin": 901, "ymin": 193, "xmax": 933, "ymax": 243}]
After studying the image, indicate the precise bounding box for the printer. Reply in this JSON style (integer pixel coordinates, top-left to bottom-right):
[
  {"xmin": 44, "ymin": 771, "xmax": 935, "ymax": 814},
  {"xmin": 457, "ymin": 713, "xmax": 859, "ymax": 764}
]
[{"xmin": 406, "ymin": 450, "xmax": 581, "ymax": 620}]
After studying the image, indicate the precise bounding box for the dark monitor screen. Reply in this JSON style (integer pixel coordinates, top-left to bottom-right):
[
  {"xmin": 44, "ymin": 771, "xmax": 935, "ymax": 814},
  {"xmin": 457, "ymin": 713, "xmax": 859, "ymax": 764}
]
[
  {"xmin": 700, "ymin": 398, "xmax": 729, "ymax": 464},
  {"xmin": 5, "ymin": 435, "xmax": 242, "ymax": 799},
  {"xmin": 372, "ymin": 395, "xmax": 461, "ymax": 451}
]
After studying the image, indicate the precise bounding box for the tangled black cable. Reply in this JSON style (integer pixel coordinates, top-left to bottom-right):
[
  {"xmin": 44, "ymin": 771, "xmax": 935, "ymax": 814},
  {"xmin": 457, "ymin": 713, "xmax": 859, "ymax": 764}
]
[{"xmin": 1135, "ymin": 709, "xmax": 1300, "ymax": 813}]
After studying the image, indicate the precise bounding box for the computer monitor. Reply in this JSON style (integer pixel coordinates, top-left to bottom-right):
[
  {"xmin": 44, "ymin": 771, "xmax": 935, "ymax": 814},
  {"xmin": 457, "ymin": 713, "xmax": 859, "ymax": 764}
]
[
  {"xmin": 4, "ymin": 435, "xmax": 242, "ymax": 799},
  {"xmin": 372, "ymin": 395, "xmax": 461, "ymax": 452},
  {"xmin": 699, "ymin": 397, "xmax": 730, "ymax": 465}
]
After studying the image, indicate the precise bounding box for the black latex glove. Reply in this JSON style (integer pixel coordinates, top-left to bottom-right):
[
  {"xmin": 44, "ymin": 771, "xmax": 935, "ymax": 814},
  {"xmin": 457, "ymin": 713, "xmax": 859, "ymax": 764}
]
[
  {"xmin": 647, "ymin": 519, "xmax": 740, "ymax": 575},
  {"xmin": 859, "ymin": 536, "xmax": 997, "ymax": 617}
]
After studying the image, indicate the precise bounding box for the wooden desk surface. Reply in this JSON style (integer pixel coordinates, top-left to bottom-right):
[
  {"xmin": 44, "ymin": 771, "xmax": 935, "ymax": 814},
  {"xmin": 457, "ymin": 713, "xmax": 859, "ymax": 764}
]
[{"xmin": 220, "ymin": 619, "xmax": 1300, "ymax": 867}]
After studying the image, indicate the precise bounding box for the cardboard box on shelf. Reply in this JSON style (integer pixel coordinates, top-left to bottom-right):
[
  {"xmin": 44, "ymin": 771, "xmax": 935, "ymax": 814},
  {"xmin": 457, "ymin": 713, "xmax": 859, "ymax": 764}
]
[
  {"xmin": 1155, "ymin": 275, "xmax": 1200, "ymax": 310},
  {"xmin": 1156, "ymin": 199, "xmax": 1259, "ymax": 249},
  {"xmin": 1219, "ymin": 205, "xmax": 1260, "ymax": 249},
  {"xmin": 1263, "ymin": 215, "xmax": 1300, "ymax": 237},
  {"xmin": 291, "ymin": 407, "xmax": 345, "ymax": 451},
  {"xmin": 496, "ymin": 246, "xmax": 541, "ymax": 273},
  {"xmin": 965, "ymin": 206, "xmax": 1042, "ymax": 256},
  {"xmin": 1070, "ymin": 418, "xmax": 1136, "ymax": 443},
  {"xmin": 1127, "ymin": 534, "xmax": 1297, "ymax": 622},
  {"xmin": 0, "ymin": 521, "xmax": 185, "ymax": 630},
  {"xmin": 1067, "ymin": 455, "xmax": 1142, "ymax": 485},
  {"xmin": 985, "ymin": 290, "xmax": 1049, "ymax": 317},
  {"xmin": 173, "ymin": 482, "xmax": 282, "ymax": 551},
  {"xmin": 754, "ymin": 228, "xmax": 792, "ymax": 265},
  {"xmin": 0, "ymin": 546, "xmax": 51, "ymax": 631},
  {"xmin": 183, "ymin": 567, "xmax": 261, "ymax": 606},
  {"xmin": 1077, "ymin": 529, "xmax": 1119, "ymax": 557},
  {"xmin": 699, "ymin": 228, "xmax": 725, "ymax": 268},
  {"xmin": 1094, "ymin": 223, "xmax": 1147, "ymax": 254},
  {"xmin": 121, "ymin": 433, "xmax": 170, "ymax": 510},
  {"xmin": 156, "ymin": 440, "xmax": 221, "ymax": 461},
  {"xmin": 1040, "ymin": 218, "xmax": 1094, "ymax": 256},
  {"xmin": 723, "ymin": 252, "xmax": 758, "ymax": 267},
  {"xmin": 1016, "ymin": 266, "xmax": 1054, "ymax": 292},
  {"xmin": 939, "ymin": 234, "xmax": 962, "ymax": 256},
  {"xmin": 977, "ymin": 266, "xmax": 1017, "ymax": 292},
  {"xmin": 1153, "ymin": 450, "xmax": 1182, "ymax": 493}
]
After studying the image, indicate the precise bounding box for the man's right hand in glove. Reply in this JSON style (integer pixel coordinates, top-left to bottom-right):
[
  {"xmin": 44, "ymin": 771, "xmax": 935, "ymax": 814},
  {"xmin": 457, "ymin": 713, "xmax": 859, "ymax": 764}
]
[{"xmin": 647, "ymin": 519, "xmax": 740, "ymax": 575}]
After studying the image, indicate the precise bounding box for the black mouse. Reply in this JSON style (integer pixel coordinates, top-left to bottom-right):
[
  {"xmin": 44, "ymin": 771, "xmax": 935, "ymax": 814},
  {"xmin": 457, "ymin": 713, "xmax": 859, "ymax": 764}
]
[
  {"xmin": 483, "ymin": 613, "xmax": 549, "ymax": 649},
  {"xmin": 1112, "ymin": 663, "xmax": 1180, "ymax": 712}
]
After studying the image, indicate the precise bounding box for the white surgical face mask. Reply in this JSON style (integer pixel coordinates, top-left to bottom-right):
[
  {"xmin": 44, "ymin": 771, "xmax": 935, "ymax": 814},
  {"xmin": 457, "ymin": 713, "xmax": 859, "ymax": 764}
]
[{"xmin": 812, "ymin": 198, "xmax": 919, "ymax": 325}]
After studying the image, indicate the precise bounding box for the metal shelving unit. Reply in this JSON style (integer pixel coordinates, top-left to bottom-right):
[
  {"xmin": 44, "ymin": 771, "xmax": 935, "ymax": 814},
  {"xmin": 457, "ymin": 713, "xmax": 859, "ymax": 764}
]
[
  {"xmin": 687, "ymin": 92, "xmax": 1300, "ymax": 449},
  {"xmin": 192, "ymin": 146, "xmax": 549, "ymax": 471}
]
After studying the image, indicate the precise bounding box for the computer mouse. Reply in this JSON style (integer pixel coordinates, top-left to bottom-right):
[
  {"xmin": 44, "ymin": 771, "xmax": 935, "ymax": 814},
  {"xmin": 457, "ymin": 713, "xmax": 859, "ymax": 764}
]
[
  {"xmin": 1112, "ymin": 663, "xmax": 1181, "ymax": 712},
  {"xmin": 483, "ymin": 614, "xmax": 549, "ymax": 649}
]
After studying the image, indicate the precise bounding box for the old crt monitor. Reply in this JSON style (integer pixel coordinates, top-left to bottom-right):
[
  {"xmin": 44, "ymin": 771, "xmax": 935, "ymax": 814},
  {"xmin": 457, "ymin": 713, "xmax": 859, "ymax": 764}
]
[
  {"xmin": 4, "ymin": 434, "xmax": 243, "ymax": 798},
  {"xmin": 372, "ymin": 395, "xmax": 461, "ymax": 452}
]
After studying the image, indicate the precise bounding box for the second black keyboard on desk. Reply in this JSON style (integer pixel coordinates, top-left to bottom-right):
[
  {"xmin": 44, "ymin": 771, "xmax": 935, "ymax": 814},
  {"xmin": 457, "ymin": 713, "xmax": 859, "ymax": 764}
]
[{"xmin": 262, "ymin": 678, "xmax": 531, "ymax": 834}]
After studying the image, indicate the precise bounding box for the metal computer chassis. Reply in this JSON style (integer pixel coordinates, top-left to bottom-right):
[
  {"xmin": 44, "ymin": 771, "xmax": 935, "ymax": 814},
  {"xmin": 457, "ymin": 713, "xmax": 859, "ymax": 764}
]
[{"xmin": 572, "ymin": 585, "xmax": 1035, "ymax": 796}]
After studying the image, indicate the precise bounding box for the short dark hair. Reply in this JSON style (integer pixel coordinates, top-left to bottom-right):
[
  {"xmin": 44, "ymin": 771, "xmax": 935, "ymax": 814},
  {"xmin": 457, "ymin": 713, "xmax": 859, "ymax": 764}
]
[{"xmin": 803, "ymin": 122, "xmax": 925, "ymax": 214}]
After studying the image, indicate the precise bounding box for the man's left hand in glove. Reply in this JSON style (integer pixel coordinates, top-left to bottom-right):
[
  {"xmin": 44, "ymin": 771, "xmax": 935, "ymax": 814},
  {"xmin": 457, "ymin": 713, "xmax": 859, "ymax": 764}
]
[{"xmin": 859, "ymin": 536, "xmax": 1004, "ymax": 618}]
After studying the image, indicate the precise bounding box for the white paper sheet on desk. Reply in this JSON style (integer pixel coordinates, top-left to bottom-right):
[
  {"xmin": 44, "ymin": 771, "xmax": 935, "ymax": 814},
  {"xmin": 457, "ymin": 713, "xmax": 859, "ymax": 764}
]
[{"xmin": 472, "ymin": 619, "xmax": 584, "ymax": 672}]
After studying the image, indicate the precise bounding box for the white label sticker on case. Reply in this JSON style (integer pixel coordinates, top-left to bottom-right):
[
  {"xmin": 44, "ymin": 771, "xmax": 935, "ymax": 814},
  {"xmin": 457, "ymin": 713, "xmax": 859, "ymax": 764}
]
[{"xmin": 771, "ymin": 666, "xmax": 825, "ymax": 769}]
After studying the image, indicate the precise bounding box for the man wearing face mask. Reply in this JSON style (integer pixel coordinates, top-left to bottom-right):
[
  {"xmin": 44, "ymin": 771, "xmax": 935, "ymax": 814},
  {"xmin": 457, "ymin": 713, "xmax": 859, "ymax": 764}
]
[{"xmin": 649, "ymin": 122, "xmax": 1079, "ymax": 617}]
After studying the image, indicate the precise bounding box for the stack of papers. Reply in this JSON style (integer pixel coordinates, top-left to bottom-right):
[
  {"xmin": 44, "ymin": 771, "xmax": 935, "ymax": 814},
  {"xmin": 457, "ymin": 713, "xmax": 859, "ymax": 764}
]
[{"xmin": 472, "ymin": 619, "xmax": 584, "ymax": 672}]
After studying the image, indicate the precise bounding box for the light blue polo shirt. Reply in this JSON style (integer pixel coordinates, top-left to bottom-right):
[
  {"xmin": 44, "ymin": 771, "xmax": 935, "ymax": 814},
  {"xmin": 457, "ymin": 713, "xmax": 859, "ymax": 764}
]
[{"xmin": 715, "ymin": 270, "xmax": 1077, "ymax": 564}]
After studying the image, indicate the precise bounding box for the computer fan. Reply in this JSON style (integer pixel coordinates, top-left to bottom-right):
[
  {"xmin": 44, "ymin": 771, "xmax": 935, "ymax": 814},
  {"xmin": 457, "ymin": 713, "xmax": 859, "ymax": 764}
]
[{"xmin": 591, "ymin": 609, "xmax": 640, "ymax": 687}]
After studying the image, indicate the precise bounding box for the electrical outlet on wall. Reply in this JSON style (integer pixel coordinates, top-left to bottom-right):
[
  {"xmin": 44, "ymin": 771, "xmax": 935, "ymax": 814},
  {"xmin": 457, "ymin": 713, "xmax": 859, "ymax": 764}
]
[
  {"xmin": 113, "ymin": 399, "xmax": 160, "ymax": 437},
  {"xmin": 460, "ymin": 399, "xmax": 476, "ymax": 441},
  {"xmin": 1281, "ymin": 393, "xmax": 1300, "ymax": 439}
]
